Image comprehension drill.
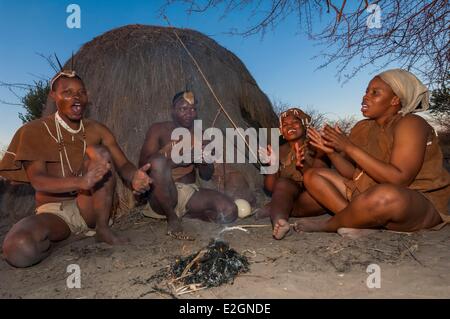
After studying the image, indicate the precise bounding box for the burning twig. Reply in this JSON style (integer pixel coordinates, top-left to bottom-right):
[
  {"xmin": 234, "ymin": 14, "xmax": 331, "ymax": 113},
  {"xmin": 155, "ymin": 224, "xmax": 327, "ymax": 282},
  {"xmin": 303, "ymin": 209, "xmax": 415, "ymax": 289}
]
[
  {"xmin": 181, "ymin": 249, "xmax": 207, "ymax": 277},
  {"xmin": 169, "ymin": 272, "xmax": 194, "ymax": 284}
]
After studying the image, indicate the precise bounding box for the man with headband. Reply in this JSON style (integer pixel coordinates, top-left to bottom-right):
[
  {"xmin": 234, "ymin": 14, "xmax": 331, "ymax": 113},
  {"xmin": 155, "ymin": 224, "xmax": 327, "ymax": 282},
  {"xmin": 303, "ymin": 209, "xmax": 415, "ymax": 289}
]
[
  {"xmin": 0, "ymin": 69, "xmax": 152, "ymax": 267},
  {"xmin": 258, "ymin": 107, "xmax": 329, "ymax": 239},
  {"xmin": 294, "ymin": 69, "xmax": 450, "ymax": 236},
  {"xmin": 138, "ymin": 91, "xmax": 237, "ymax": 240}
]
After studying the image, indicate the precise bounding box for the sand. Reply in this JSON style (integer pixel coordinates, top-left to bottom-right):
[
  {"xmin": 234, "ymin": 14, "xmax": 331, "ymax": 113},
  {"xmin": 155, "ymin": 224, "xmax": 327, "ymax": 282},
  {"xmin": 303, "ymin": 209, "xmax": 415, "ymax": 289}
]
[{"xmin": 1, "ymin": 210, "xmax": 449, "ymax": 299}]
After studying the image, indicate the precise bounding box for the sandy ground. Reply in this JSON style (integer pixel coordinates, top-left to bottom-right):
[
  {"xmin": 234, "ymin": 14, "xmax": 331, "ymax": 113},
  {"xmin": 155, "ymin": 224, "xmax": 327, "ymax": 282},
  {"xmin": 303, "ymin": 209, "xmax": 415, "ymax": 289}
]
[{"xmin": 1, "ymin": 208, "xmax": 449, "ymax": 299}]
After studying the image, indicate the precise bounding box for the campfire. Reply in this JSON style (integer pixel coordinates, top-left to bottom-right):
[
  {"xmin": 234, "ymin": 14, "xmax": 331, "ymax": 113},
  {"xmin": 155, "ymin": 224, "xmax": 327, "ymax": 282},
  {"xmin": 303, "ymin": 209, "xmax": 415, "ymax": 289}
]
[{"xmin": 153, "ymin": 239, "xmax": 250, "ymax": 296}]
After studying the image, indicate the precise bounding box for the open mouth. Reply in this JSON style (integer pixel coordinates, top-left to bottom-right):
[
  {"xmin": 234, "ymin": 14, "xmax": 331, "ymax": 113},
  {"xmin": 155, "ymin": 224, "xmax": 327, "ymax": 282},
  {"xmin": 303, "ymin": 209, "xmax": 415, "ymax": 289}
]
[
  {"xmin": 72, "ymin": 102, "xmax": 83, "ymax": 115},
  {"xmin": 287, "ymin": 129, "xmax": 297, "ymax": 135}
]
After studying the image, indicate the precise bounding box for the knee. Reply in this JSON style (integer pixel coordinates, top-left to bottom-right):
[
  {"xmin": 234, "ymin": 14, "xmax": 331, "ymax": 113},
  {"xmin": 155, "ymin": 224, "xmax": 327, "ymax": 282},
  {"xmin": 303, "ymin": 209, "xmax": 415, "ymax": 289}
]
[
  {"xmin": 86, "ymin": 145, "xmax": 112, "ymax": 162},
  {"xmin": 361, "ymin": 184, "xmax": 409, "ymax": 219},
  {"xmin": 2, "ymin": 230, "xmax": 39, "ymax": 268},
  {"xmin": 364, "ymin": 185, "xmax": 406, "ymax": 207},
  {"xmin": 303, "ymin": 168, "xmax": 325, "ymax": 188},
  {"xmin": 148, "ymin": 154, "xmax": 170, "ymax": 173},
  {"xmin": 273, "ymin": 177, "xmax": 296, "ymax": 194},
  {"xmin": 215, "ymin": 199, "xmax": 238, "ymax": 224}
]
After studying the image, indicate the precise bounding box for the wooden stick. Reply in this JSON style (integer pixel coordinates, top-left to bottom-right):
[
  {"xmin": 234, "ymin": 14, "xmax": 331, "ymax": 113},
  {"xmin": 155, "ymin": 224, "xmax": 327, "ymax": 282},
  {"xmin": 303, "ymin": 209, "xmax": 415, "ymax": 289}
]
[
  {"xmin": 177, "ymin": 286, "xmax": 207, "ymax": 296},
  {"xmin": 237, "ymin": 224, "xmax": 270, "ymax": 228},
  {"xmin": 175, "ymin": 285, "xmax": 189, "ymax": 293},
  {"xmin": 181, "ymin": 249, "xmax": 206, "ymax": 277},
  {"xmin": 168, "ymin": 282, "xmax": 177, "ymax": 292},
  {"xmin": 237, "ymin": 224, "xmax": 296, "ymax": 228},
  {"xmin": 169, "ymin": 272, "xmax": 193, "ymax": 284}
]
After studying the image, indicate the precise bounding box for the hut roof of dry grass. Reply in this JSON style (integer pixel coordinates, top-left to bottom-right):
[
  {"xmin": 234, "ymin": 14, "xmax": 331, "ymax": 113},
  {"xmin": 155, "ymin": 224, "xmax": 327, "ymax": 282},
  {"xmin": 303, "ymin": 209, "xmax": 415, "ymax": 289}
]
[{"xmin": 45, "ymin": 24, "xmax": 277, "ymax": 147}]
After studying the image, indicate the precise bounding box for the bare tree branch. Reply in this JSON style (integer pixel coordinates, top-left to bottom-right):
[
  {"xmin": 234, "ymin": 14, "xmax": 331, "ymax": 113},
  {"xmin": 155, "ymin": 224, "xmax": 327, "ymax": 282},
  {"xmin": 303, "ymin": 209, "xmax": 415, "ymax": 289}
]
[{"xmin": 162, "ymin": 0, "xmax": 449, "ymax": 86}]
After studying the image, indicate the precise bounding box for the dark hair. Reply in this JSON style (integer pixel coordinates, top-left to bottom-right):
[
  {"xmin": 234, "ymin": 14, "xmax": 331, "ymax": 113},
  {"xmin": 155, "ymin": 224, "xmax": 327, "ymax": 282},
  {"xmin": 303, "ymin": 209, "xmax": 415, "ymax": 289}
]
[{"xmin": 172, "ymin": 91, "xmax": 186, "ymax": 106}]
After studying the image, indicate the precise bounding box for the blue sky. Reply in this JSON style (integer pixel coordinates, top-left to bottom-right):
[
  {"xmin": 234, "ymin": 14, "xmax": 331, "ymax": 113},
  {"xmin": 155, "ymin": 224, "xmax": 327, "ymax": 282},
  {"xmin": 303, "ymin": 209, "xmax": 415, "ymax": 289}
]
[{"xmin": 0, "ymin": 0, "xmax": 399, "ymax": 146}]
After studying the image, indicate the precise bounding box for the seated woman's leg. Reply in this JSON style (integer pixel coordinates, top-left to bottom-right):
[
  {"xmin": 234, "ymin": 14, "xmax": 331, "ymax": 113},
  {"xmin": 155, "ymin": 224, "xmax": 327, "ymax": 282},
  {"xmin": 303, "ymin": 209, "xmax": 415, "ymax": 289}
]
[
  {"xmin": 291, "ymin": 191, "xmax": 327, "ymax": 217},
  {"xmin": 303, "ymin": 168, "xmax": 348, "ymax": 214},
  {"xmin": 294, "ymin": 184, "xmax": 443, "ymax": 232},
  {"xmin": 270, "ymin": 177, "xmax": 301, "ymax": 239}
]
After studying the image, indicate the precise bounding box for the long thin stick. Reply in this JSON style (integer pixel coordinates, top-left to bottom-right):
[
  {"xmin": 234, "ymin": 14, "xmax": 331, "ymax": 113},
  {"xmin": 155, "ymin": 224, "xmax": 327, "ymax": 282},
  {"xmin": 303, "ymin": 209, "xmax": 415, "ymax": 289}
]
[
  {"xmin": 169, "ymin": 272, "xmax": 193, "ymax": 284},
  {"xmin": 236, "ymin": 224, "xmax": 296, "ymax": 228},
  {"xmin": 163, "ymin": 15, "xmax": 262, "ymax": 166},
  {"xmin": 237, "ymin": 224, "xmax": 271, "ymax": 228},
  {"xmin": 177, "ymin": 286, "xmax": 207, "ymax": 296},
  {"xmin": 181, "ymin": 249, "xmax": 206, "ymax": 277}
]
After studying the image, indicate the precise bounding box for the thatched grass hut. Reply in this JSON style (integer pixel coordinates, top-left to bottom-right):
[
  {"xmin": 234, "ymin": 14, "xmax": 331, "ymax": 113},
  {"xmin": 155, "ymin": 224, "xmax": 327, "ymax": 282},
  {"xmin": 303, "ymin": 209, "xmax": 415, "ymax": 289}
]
[{"xmin": 3, "ymin": 24, "xmax": 277, "ymax": 220}]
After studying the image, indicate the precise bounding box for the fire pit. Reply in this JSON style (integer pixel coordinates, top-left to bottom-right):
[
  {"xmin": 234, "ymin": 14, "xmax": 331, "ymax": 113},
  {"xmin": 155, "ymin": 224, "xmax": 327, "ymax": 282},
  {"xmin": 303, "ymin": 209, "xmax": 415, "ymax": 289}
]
[{"xmin": 152, "ymin": 239, "xmax": 250, "ymax": 296}]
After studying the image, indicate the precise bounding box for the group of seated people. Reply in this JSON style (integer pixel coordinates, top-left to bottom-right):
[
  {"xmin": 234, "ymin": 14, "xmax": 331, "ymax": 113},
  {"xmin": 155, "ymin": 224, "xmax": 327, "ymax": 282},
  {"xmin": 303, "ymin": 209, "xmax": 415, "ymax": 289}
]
[{"xmin": 0, "ymin": 68, "xmax": 448, "ymax": 268}]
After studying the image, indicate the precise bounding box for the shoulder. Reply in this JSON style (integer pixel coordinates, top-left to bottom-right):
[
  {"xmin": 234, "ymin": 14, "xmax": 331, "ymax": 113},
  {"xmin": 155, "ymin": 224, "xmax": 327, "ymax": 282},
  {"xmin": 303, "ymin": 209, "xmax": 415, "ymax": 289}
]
[
  {"xmin": 28, "ymin": 116, "xmax": 52, "ymax": 129},
  {"xmin": 146, "ymin": 121, "xmax": 174, "ymax": 135},
  {"xmin": 18, "ymin": 116, "xmax": 53, "ymax": 135},
  {"xmin": 151, "ymin": 121, "xmax": 173, "ymax": 130},
  {"xmin": 84, "ymin": 118, "xmax": 112, "ymax": 134},
  {"xmin": 83, "ymin": 118, "xmax": 103, "ymax": 128},
  {"xmin": 391, "ymin": 114, "xmax": 431, "ymax": 148},
  {"xmin": 348, "ymin": 119, "xmax": 372, "ymax": 140},
  {"xmin": 83, "ymin": 119, "xmax": 117, "ymax": 144},
  {"xmin": 350, "ymin": 119, "xmax": 371, "ymax": 132},
  {"xmin": 396, "ymin": 113, "xmax": 429, "ymax": 127},
  {"xmin": 395, "ymin": 114, "xmax": 430, "ymax": 134}
]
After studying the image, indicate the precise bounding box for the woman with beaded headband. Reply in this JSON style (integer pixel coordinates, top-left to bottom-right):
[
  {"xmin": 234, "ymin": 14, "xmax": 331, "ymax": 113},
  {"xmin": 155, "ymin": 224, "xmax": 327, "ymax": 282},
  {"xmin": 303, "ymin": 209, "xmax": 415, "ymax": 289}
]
[{"xmin": 258, "ymin": 107, "xmax": 330, "ymax": 239}]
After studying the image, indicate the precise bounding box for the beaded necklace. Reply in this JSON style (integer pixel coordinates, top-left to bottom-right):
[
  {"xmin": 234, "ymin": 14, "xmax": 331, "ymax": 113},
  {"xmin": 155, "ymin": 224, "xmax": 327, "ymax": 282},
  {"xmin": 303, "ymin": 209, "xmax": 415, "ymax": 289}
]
[{"xmin": 43, "ymin": 112, "xmax": 86, "ymax": 177}]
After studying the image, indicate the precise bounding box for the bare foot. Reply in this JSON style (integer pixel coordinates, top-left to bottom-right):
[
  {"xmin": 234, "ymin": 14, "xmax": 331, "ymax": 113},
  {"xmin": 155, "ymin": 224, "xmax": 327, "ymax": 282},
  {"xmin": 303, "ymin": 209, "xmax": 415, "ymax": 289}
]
[
  {"xmin": 272, "ymin": 219, "xmax": 291, "ymax": 240},
  {"xmin": 167, "ymin": 218, "xmax": 195, "ymax": 241},
  {"xmin": 95, "ymin": 227, "xmax": 129, "ymax": 245},
  {"xmin": 337, "ymin": 228, "xmax": 379, "ymax": 239},
  {"xmin": 254, "ymin": 207, "xmax": 270, "ymax": 220},
  {"xmin": 294, "ymin": 218, "xmax": 328, "ymax": 232}
]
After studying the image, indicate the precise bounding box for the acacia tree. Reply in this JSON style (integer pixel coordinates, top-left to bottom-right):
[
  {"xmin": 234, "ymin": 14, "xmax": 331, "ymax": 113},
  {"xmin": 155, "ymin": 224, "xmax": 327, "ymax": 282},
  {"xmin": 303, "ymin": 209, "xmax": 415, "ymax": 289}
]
[
  {"xmin": 270, "ymin": 97, "xmax": 290, "ymax": 116},
  {"xmin": 18, "ymin": 81, "xmax": 49, "ymax": 123},
  {"xmin": 429, "ymin": 81, "xmax": 450, "ymax": 132},
  {"xmin": 270, "ymin": 97, "xmax": 352, "ymax": 131},
  {"xmin": 0, "ymin": 80, "xmax": 49, "ymax": 124},
  {"xmin": 327, "ymin": 116, "xmax": 358, "ymax": 134},
  {"xmin": 163, "ymin": 0, "xmax": 449, "ymax": 86}
]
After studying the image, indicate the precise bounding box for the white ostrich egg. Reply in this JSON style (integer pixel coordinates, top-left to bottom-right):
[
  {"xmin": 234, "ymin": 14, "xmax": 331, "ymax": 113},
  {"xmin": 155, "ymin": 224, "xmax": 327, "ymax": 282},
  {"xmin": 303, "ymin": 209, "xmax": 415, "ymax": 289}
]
[{"xmin": 235, "ymin": 199, "xmax": 252, "ymax": 218}]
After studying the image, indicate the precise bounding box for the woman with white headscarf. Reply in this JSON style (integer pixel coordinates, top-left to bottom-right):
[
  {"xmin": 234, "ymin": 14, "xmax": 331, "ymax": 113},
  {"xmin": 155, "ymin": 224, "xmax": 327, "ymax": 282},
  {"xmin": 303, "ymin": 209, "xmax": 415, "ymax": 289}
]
[{"xmin": 293, "ymin": 69, "xmax": 450, "ymax": 236}]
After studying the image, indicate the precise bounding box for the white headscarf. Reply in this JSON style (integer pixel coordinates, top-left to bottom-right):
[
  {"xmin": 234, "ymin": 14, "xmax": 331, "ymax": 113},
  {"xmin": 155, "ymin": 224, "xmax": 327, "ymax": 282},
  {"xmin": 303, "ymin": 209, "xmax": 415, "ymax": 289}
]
[{"xmin": 376, "ymin": 69, "xmax": 430, "ymax": 115}]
